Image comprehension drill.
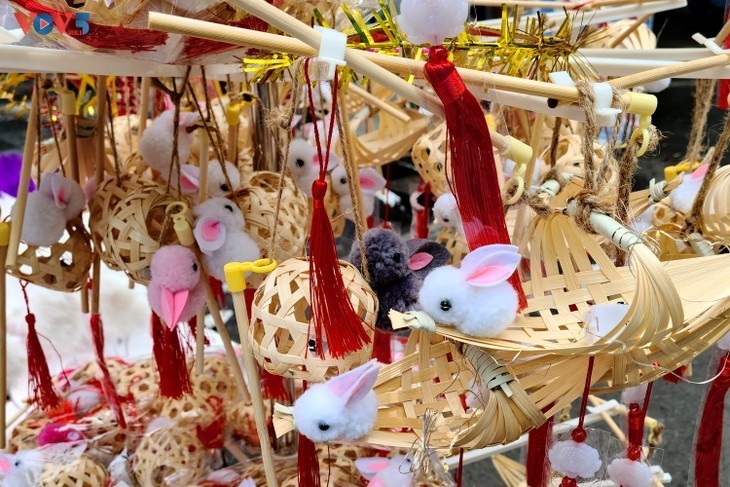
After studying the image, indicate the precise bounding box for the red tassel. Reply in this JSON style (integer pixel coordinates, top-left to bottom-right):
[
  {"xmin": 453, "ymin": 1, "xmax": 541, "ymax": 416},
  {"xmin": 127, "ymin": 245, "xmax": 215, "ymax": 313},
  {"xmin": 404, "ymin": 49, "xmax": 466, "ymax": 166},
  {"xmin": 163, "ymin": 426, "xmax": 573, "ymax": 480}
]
[
  {"xmin": 90, "ymin": 314, "xmax": 126, "ymax": 428},
  {"xmin": 694, "ymin": 352, "xmax": 730, "ymax": 487},
  {"xmin": 26, "ymin": 313, "xmax": 61, "ymax": 411},
  {"xmin": 298, "ymin": 432, "xmax": 321, "ymax": 487},
  {"xmin": 526, "ymin": 415, "xmax": 554, "ymax": 487},
  {"xmin": 260, "ymin": 367, "xmax": 290, "ymax": 403},
  {"xmin": 304, "ymin": 61, "xmax": 371, "ymax": 359},
  {"xmin": 560, "ymin": 477, "xmax": 578, "ymax": 487},
  {"xmin": 424, "ymin": 46, "xmax": 526, "ymax": 310},
  {"xmin": 151, "ymin": 314, "xmax": 191, "ymax": 399},
  {"xmin": 372, "ymin": 329, "xmax": 392, "ymax": 364},
  {"xmin": 208, "ymin": 277, "xmax": 226, "ymax": 309},
  {"xmin": 718, "ymin": 23, "xmax": 730, "ymax": 110}
]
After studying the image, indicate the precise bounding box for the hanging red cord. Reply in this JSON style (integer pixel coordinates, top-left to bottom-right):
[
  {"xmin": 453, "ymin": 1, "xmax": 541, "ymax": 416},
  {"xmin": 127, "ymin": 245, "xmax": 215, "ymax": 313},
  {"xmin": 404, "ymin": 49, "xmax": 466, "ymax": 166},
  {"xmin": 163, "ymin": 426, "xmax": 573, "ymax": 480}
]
[{"xmin": 694, "ymin": 352, "xmax": 730, "ymax": 486}]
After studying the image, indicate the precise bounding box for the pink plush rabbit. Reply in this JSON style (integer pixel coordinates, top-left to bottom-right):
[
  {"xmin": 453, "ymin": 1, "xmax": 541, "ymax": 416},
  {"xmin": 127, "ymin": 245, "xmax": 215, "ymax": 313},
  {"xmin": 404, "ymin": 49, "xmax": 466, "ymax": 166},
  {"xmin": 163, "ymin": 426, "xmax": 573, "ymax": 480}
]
[
  {"xmin": 15, "ymin": 172, "xmax": 85, "ymax": 247},
  {"xmin": 292, "ymin": 359, "xmax": 380, "ymax": 442},
  {"xmin": 355, "ymin": 455, "xmax": 415, "ymax": 487},
  {"xmin": 418, "ymin": 244, "xmax": 522, "ymax": 337},
  {"xmin": 147, "ymin": 246, "xmax": 206, "ymax": 329}
]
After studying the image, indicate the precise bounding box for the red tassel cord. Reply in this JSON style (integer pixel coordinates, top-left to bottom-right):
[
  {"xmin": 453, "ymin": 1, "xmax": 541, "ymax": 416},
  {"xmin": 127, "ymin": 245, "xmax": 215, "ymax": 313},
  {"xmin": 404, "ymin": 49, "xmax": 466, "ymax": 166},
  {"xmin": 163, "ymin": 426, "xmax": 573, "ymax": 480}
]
[
  {"xmin": 371, "ymin": 329, "xmax": 392, "ymax": 364},
  {"xmin": 208, "ymin": 276, "xmax": 226, "ymax": 309},
  {"xmin": 260, "ymin": 367, "xmax": 290, "ymax": 403},
  {"xmin": 526, "ymin": 414, "xmax": 554, "ymax": 487},
  {"xmin": 423, "ymin": 46, "xmax": 526, "ymax": 309},
  {"xmin": 303, "ymin": 60, "xmax": 371, "ymax": 359},
  {"xmin": 298, "ymin": 381, "xmax": 321, "ymax": 487},
  {"xmin": 560, "ymin": 356, "xmax": 594, "ymax": 485},
  {"xmin": 89, "ymin": 313, "xmax": 126, "ymax": 428},
  {"xmin": 151, "ymin": 314, "xmax": 191, "ymax": 399},
  {"xmin": 21, "ymin": 281, "xmax": 61, "ymax": 411},
  {"xmin": 694, "ymin": 352, "xmax": 730, "ymax": 487}
]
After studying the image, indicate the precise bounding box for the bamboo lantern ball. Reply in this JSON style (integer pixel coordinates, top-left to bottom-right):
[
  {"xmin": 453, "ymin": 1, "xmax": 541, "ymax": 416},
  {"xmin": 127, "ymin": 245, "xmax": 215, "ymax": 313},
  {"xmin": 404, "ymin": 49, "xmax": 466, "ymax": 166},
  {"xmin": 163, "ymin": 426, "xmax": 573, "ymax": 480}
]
[
  {"xmin": 434, "ymin": 227, "xmax": 469, "ymax": 266},
  {"xmin": 38, "ymin": 455, "xmax": 109, "ymax": 487},
  {"xmin": 131, "ymin": 427, "xmax": 207, "ymax": 487},
  {"xmin": 95, "ymin": 182, "xmax": 190, "ymax": 283},
  {"xmin": 7, "ymin": 220, "xmax": 92, "ymax": 292},
  {"xmin": 412, "ymin": 123, "xmax": 448, "ymax": 196},
  {"xmin": 228, "ymin": 400, "xmax": 272, "ymax": 446},
  {"xmin": 234, "ymin": 171, "xmax": 308, "ymax": 264},
  {"xmin": 249, "ymin": 257, "xmax": 377, "ymax": 382}
]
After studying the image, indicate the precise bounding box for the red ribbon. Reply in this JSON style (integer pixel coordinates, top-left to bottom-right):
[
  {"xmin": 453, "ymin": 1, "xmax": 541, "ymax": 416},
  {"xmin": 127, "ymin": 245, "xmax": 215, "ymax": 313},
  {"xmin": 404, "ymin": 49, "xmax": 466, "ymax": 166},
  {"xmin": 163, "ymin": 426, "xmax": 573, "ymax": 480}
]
[{"xmin": 694, "ymin": 353, "xmax": 730, "ymax": 486}]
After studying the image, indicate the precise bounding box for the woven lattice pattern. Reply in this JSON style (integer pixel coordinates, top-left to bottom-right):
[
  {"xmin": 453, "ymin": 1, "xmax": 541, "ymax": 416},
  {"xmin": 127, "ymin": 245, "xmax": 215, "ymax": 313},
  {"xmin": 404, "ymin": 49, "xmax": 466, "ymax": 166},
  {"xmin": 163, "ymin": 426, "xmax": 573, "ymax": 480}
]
[
  {"xmin": 412, "ymin": 122, "xmax": 448, "ymax": 196},
  {"xmin": 249, "ymin": 257, "xmax": 377, "ymax": 382},
  {"xmin": 8, "ymin": 220, "xmax": 92, "ymax": 292},
  {"xmin": 701, "ymin": 165, "xmax": 730, "ymax": 242},
  {"xmin": 39, "ymin": 455, "xmax": 109, "ymax": 487},
  {"xmin": 434, "ymin": 227, "xmax": 468, "ymax": 266},
  {"xmin": 131, "ymin": 427, "xmax": 207, "ymax": 487}
]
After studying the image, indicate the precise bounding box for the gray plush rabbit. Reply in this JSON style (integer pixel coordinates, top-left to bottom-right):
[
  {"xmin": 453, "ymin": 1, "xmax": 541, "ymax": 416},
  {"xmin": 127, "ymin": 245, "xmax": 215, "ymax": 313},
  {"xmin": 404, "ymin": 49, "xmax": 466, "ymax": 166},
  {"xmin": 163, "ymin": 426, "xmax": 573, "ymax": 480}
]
[{"xmin": 349, "ymin": 228, "xmax": 450, "ymax": 334}]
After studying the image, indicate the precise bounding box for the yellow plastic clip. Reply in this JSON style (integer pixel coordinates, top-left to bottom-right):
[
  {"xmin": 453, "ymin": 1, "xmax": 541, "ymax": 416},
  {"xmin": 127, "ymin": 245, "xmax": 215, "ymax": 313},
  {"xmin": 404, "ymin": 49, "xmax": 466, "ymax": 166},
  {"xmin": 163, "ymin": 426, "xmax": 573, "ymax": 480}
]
[
  {"xmin": 503, "ymin": 164, "xmax": 526, "ymax": 206},
  {"xmin": 166, "ymin": 202, "xmax": 194, "ymax": 247},
  {"xmin": 502, "ymin": 136, "xmax": 533, "ymax": 168},
  {"xmin": 224, "ymin": 259, "xmax": 278, "ymax": 293},
  {"xmin": 0, "ymin": 222, "xmax": 10, "ymax": 246},
  {"xmin": 628, "ymin": 114, "xmax": 652, "ymax": 158},
  {"xmin": 226, "ymin": 102, "xmax": 242, "ymax": 127},
  {"xmin": 47, "ymin": 87, "xmax": 77, "ymax": 116}
]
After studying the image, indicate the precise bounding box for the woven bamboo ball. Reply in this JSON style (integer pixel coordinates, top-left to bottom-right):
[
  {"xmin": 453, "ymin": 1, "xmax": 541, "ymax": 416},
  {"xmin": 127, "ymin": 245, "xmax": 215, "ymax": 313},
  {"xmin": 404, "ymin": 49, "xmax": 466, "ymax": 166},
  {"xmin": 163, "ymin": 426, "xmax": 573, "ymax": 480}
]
[
  {"xmin": 234, "ymin": 171, "xmax": 308, "ymax": 264},
  {"xmin": 435, "ymin": 227, "xmax": 469, "ymax": 266},
  {"xmin": 227, "ymin": 400, "xmax": 272, "ymax": 446},
  {"xmin": 94, "ymin": 182, "xmax": 190, "ymax": 283},
  {"xmin": 77, "ymin": 409, "xmax": 127, "ymax": 457},
  {"xmin": 242, "ymin": 461, "xmax": 298, "ymax": 486},
  {"xmin": 116, "ymin": 359, "xmax": 159, "ymax": 407},
  {"xmin": 9, "ymin": 413, "xmax": 46, "ymax": 451},
  {"xmin": 131, "ymin": 426, "xmax": 207, "ymax": 487},
  {"xmin": 249, "ymin": 257, "xmax": 377, "ymax": 382},
  {"xmin": 38, "ymin": 455, "xmax": 108, "ymax": 487},
  {"xmin": 412, "ymin": 122, "xmax": 448, "ymax": 196},
  {"xmin": 281, "ymin": 442, "xmax": 366, "ymax": 487},
  {"xmin": 8, "ymin": 220, "xmax": 92, "ymax": 292}
]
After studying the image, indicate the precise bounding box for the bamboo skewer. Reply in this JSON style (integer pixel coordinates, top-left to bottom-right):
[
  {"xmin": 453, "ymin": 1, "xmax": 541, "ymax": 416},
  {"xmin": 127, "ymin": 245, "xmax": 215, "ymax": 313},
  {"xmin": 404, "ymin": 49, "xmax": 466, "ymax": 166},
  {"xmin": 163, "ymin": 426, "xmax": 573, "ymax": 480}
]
[
  {"xmin": 90, "ymin": 76, "xmax": 108, "ymax": 319},
  {"xmin": 226, "ymin": 262, "xmax": 278, "ymax": 487},
  {"xmin": 0, "ymin": 223, "xmax": 8, "ymax": 448},
  {"xmin": 348, "ymin": 84, "xmax": 411, "ymax": 123},
  {"xmin": 195, "ymin": 131, "xmax": 210, "ymax": 375},
  {"xmin": 6, "ymin": 82, "xmax": 39, "ymax": 269},
  {"xmin": 138, "ymin": 77, "xmax": 150, "ymax": 142},
  {"xmin": 609, "ymin": 14, "xmax": 653, "ymax": 48}
]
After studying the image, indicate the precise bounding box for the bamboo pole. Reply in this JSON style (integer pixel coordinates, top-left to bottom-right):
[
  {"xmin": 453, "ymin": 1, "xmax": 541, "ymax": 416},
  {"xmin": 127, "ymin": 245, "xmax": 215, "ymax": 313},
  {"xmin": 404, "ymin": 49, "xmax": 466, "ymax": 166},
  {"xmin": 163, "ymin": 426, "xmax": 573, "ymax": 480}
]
[
  {"xmin": 138, "ymin": 77, "xmax": 151, "ymax": 142},
  {"xmin": 609, "ymin": 14, "xmax": 653, "ymax": 48},
  {"xmin": 348, "ymin": 84, "xmax": 411, "ymax": 123},
  {"xmin": 226, "ymin": 263, "xmax": 278, "ymax": 487},
  {"xmin": 607, "ymin": 53, "xmax": 730, "ymax": 89},
  {"xmin": 195, "ymin": 131, "xmax": 210, "ymax": 375},
  {"xmin": 715, "ymin": 19, "xmax": 730, "ymax": 45},
  {"xmin": 90, "ymin": 76, "xmax": 108, "ymax": 318},
  {"xmin": 0, "ymin": 224, "xmax": 8, "ymax": 448},
  {"xmin": 7, "ymin": 82, "xmax": 40, "ymax": 269},
  {"xmin": 227, "ymin": 103, "xmax": 240, "ymax": 164}
]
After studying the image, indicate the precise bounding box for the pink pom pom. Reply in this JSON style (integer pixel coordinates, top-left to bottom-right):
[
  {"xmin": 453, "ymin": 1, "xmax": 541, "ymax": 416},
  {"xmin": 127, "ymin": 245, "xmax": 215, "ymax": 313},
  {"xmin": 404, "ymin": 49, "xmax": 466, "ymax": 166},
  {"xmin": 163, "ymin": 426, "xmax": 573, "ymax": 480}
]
[
  {"xmin": 607, "ymin": 458, "xmax": 653, "ymax": 487},
  {"xmin": 548, "ymin": 440, "xmax": 602, "ymax": 479}
]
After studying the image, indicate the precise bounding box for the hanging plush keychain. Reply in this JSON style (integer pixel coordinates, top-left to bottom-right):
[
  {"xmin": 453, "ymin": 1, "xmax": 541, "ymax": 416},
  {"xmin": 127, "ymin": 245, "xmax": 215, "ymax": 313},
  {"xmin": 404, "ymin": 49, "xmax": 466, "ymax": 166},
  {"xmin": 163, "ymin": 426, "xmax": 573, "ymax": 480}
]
[
  {"xmin": 398, "ymin": 0, "xmax": 527, "ymax": 309},
  {"xmin": 147, "ymin": 245, "xmax": 206, "ymax": 398}
]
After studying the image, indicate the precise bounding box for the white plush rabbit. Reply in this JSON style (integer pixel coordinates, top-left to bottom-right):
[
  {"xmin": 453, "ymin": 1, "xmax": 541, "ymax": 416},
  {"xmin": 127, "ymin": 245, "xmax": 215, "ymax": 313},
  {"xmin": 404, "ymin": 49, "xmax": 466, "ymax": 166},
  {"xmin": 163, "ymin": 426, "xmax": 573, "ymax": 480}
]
[
  {"xmin": 0, "ymin": 450, "xmax": 46, "ymax": 487},
  {"xmin": 355, "ymin": 455, "xmax": 415, "ymax": 487},
  {"xmin": 292, "ymin": 359, "xmax": 380, "ymax": 442},
  {"xmin": 418, "ymin": 244, "xmax": 522, "ymax": 337},
  {"xmin": 330, "ymin": 165, "xmax": 386, "ymax": 219},
  {"xmin": 139, "ymin": 109, "xmax": 198, "ymax": 177},
  {"xmin": 397, "ymin": 0, "xmax": 469, "ymax": 46},
  {"xmin": 432, "ymin": 193, "xmax": 463, "ymax": 234},
  {"xmin": 286, "ymin": 139, "xmax": 319, "ymax": 198},
  {"xmin": 669, "ymin": 163, "xmax": 708, "ymax": 213},
  {"xmin": 15, "ymin": 172, "xmax": 85, "ymax": 247},
  {"xmin": 180, "ymin": 159, "xmax": 241, "ymax": 198},
  {"xmin": 193, "ymin": 198, "xmax": 260, "ymax": 281}
]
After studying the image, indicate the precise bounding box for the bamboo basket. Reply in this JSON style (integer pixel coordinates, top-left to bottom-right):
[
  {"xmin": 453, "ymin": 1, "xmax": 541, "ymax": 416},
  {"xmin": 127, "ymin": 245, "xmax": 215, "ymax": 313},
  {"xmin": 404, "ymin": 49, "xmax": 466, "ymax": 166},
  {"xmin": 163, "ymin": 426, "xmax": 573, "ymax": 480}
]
[
  {"xmin": 281, "ymin": 442, "xmax": 369, "ymax": 487},
  {"xmin": 434, "ymin": 227, "xmax": 469, "ymax": 266},
  {"xmin": 131, "ymin": 426, "xmax": 208, "ymax": 487},
  {"xmin": 38, "ymin": 455, "xmax": 109, "ymax": 487},
  {"xmin": 412, "ymin": 122, "xmax": 448, "ymax": 196},
  {"xmin": 8, "ymin": 220, "xmax": 92, "ymax": 292},
  {"xmin": 249, "ymin": 257, "xmax": 377, "ymax": 382}
]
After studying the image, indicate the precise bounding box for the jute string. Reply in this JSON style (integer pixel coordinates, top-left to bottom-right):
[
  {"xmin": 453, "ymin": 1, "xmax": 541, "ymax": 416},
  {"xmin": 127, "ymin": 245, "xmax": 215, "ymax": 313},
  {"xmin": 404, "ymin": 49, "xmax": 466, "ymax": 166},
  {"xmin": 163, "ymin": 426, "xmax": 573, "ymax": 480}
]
[
  {"xmin": 576, "ymin": 81, "xmax": 598, "ymax": 192},
  {"xmin": 685, "ymin": 79, "xmax": 717, "ymax": 163},
  {"xmin": 596, "ymin": 89, "xmax": 627, "ymax": 188},
  {"xmin": 263, "ymin": 59, "xmax": 304, "ymax": 260},
  {"xmin": 335, "ymin": 90, "xmax": 370, "ymax": 283},
  {"xmin": 684, "ymin": 109, "xmax": 730, "ymax": 235},
  {"xmin": 548, "ymin": 117, "xmax": 562, "ymax": 166}
]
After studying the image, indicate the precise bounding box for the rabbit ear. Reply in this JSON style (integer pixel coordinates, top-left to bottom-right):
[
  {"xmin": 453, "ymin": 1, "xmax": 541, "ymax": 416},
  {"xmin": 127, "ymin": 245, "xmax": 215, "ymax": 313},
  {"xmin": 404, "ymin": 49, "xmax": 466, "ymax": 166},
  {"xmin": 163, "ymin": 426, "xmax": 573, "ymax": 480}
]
[
  {"xmin": 690, "ymin": 163, "xmax": 709, "ymax": 180},
  {"xmin": 406, "ymin": 240, "xmax": 450, "ymax": 275},
  {"xmin": 460, "ymin": 244, "xmax": 519, "ymax": 277},
  {"xmin": 194, "ymin": 218, "xmax": 226, "ymax": 255},
  {"xmin": 180, "ymin": 165, "xmax": 200, "ymax": 193},
  {"xmin": 327, "ymin": 359, "xmax": 380, "ymax": 406},
  {"xmin": 358, "ymin": 168, "xmax": 386, "ymax": 192},
  {"xmin": 0, "ymin": 454, "xmax": 12, "ymax": 473},
  {"xmin": 50, "ymin": 173, "xmax": 73, "ymax": 209},
  {"xmin": 355, "ymin": 458, "xmax": 391, "ymax": 480},
  {"xmin": 463, "ymin": 250, "xmax": 521, "ymax": 287}
]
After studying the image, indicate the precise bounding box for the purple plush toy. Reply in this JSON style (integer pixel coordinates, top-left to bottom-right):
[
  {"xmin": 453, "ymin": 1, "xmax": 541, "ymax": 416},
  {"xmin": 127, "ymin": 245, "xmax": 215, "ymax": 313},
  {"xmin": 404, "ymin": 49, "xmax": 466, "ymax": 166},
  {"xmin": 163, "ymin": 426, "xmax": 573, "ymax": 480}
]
[{"xmin": 349, "ymin": 228, "xmax": 450, "ymax": 334}]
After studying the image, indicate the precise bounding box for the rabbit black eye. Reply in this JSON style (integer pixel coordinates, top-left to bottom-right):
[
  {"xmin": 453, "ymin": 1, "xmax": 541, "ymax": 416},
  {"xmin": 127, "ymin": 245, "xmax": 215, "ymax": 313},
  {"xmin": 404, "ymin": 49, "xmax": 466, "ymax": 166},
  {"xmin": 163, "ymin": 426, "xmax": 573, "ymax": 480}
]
[
  {"xmin": 220, "ymin": 184, "xmax": 230, "ymax": 192},
  {"xmin": 296, "ymin": 158, "xmax": 305, "ymax": 168},
  {"xmin": 308, "ymin": 339, "xmax": 317, "ymax": 353},
  {"xmin": 440, "ymin": 300, "xmax": 452, "ymax": 311},
  {"xmin": 573, "ymin": 161, "xmax": 580, "ymax": 167},
  {"xmin": 392, "ymin": 252, "xmax": 402, "ymax": 263},
  {"xmin": 14, "ymin": 460, "xmax": 20, "ymax": 467},
  {"xmin": 340, "ymin": 177, "xmax": 347, "ymax": 185},
  {"xmin": 443, "ymin": 217, "xmax": 450, "ymax": 223},
  {"xmin": 318, "ymin": 422, "xmax": 330, "ymax": 431},
  {"xmin": 192, "ymin": 263, "xmax": 199, "ymax": 272},
  {"xmin": 224, "ymin": 204, "xmax": 234, "ymax": 213}
]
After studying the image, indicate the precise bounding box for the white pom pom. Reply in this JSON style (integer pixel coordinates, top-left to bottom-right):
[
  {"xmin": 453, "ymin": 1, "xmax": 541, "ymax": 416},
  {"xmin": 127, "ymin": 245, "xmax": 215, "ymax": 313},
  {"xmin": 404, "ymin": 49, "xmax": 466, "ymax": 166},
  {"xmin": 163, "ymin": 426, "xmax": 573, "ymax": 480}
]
[
  {"xmin": 641, "ymin": 78, "xmax": 671, "ymax": 93},
  {"xmin": 607, "ymin": 458, "xmax": 653, "ymax": 487},
  {"xmin": 548, "ymin": 440, "xmax": 602, "ymax": 479},
  {"xmin": 718, "ymin": 332, "xmax": 730, "ymax": 351},
  {"xmin": 621, "ymin": 383, "xmax": 648, "ymax": 406},
  {"xmin": 397, "ymin": 0, "xmax": 469, "ymax": 46}
]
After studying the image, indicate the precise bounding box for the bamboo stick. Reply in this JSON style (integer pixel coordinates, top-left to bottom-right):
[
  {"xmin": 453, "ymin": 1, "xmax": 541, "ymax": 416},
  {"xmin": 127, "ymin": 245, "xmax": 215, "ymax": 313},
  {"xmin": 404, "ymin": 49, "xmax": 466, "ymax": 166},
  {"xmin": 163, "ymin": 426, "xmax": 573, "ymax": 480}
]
[
  {"xmin": 348, "ymin": 84, "xmax": 411, "ymax": 123},
  {"xmin": 138, "ymin": 77, "xmax": 150, "ymax": 142},
  {"xmin": 90, "ymin": 76, "xmax": 108, "ymax": 317},
  {"xmin": 227, "ymin": 265, "xmax": 278, "ymax": 487},
  {"xmin": 715, "ymin": 19, "xmax": 730, "ymax": 45},
  {"xmin": 609, "ymin": 14, "xmax": 652, "ymax": 48},
  {"xmin": 7, "ymin": 83, "xmax": 40, "ymax": 269},
  {"xmin": 588, "ymin": 395, "xmax": 625, "ymax": 442},
  {"xmin": 0, "ymin": 224, "xmax": 8, "ymax": 448},
  {"xmin": 608, "ymin": 53, "xmax": 730, "ymax": 89},
  {"xmin": 195, "ymin": 131, "xmax": 210, "ymax": 375},
  {"xmin": 227, "ymin": 104, "xmax": 240, "ymax": 164}
]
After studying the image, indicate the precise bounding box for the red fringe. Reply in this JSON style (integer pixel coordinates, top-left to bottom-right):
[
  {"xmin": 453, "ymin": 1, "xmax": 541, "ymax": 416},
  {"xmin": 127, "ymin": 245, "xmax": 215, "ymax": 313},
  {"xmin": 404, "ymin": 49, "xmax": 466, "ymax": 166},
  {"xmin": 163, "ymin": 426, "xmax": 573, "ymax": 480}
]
[
  {"xmin": 26, "ymin": 313, "xmax": 61, "ymax": 411},
  {"xmin": 260, "ymin": 367, "xmax": 290, "ymax": 402},
  {"xmin": 526, "ymin": 415, "xmax": 554, "ymax": 487},
  {"xmin": 694, "ymin": 353, "xmax": 730, "ymax": 487},
  {"xmin": 371, "ymin": 329, "xmax": 392, "ymax": 364},
  {"xmin": 424, "ymin": 46, "xmax": 527, "ymax": 309},
  {"xmin": 151, "ymin": 314, "xmax": 191, "ymax": 399},
  {"xmin": 90, "ymin": 313, "xmax": 126, "ymax": 428},
  {"xmin": 298, "ymin": 432, "xmax": 321, "ymax": 486}
]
